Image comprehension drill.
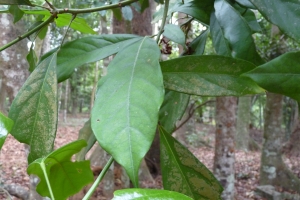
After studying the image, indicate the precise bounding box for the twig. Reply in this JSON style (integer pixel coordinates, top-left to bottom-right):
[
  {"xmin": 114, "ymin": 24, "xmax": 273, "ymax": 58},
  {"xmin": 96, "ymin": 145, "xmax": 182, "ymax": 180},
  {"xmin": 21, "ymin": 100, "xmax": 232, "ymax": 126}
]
[
  {"xmin": 82, "ymin": 156, "xmax": 114, "ymax": 200},
  {"xmin": 0, "ymin": 15, "xmax": 55, "ymax": 52},
  {"xmin": 59, "ymin": 14, "xmax": 77, "ymax": 49},
  {"xmin": 174, "ymin": 100, "xmax": 215, "ymax": 132},
  {"xmin": 156, "ymin": 0, "xmax": 170, "ymax": 43}
]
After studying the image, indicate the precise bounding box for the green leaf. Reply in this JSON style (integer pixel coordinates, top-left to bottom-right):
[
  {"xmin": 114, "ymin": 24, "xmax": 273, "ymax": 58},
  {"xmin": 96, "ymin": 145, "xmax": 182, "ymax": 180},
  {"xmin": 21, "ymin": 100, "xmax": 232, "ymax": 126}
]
[
  {"xmin": 27, "ymin": 140, "xmax": 94, "ymax": 199},
  {"xmin": 75, "ymin": 119, "xmax": 96, "ymax": 161},
  {"xmin": 112, "ymin": 8, "xmax": 122, "ymax": 21},
  {"xmin": 8, "ymin": 5, "xmax": 24, "ymax": 23},
  {"xmin": 160, "ymin": 55, "xmax": 264, "ymax": 96},
  {"xmin": 0, "ymin": 0, "xmax": 32, "ymax": 5},
  {"xmin": 209, "ymin": 12, "xmax": 231, "ymax": 57},
  {"xmin": 113, "ymin": 189, "xmax": 193, "ymax": 200},
  {"xmin": 140, "ymin": 0, "xmax": 149, "ymax": 12},
  {"xmin": 243, "ymin": 51, "xmax": 300, "ymax": 101},
  {"xmin": 163, "ymin": 24, "xmax": 186, "ymax": 47},
  {"xmin": 0, "ymin": 112, "xmax": 13, "ymax": 150},
  {"xmin": 173, "ymin": 0, "xmax": 214, "ymax": 25},
  {"xmin": 214, "ymin": 0, "xmax": 264, "ymax": 65},
  {"xmin": 233, "ymin": 4, "xmax": 261, "ymax": 33},
  {"xmin": 41, "ymin": 34, "xmax": 141, "ymax": 82},
  {"xmin": 250, "ymin": 0, "xmax": 300, "ymax": 42},
  {"xmin": 122, "ymin": 6, "xmax": 133, "ymax": 21},
  {"xmin": 37, "ymin": 25, "xmax": 48, "ymax": 40},
  {"xmin": 187, "ymin": 29, "xmax": 209, "ymax": 55},
  {"xmin": 27, "ymin": 21, "xmax": 44, "ymax": 41},
  {"xmin": 91, "ymin": 37, "xmax": 164, "ymax": 187},
  {"xmin": 23, "ymin": 10, "xmax": 96, "ymax": 34},
  {"xmin": 154, "ymin": 0, "xmax": 164, "ymax": 4},
  {"xmin": 27, "ymin": 46, "xmax": 38, "ymax": 72},
  {"xmin": 235, "ymin": 0, "xmax": 255, "ymax": 9},
  {"xmin": 8, "ymin": 53, "xmax": 58, "ymax": 163},
  {"xmin": 159, "ymin": 126, "xmax": 223, "ymax": 199},
  {"xmin": 159, "ymin": 90, "xmax": 189, "ymax": 134}
]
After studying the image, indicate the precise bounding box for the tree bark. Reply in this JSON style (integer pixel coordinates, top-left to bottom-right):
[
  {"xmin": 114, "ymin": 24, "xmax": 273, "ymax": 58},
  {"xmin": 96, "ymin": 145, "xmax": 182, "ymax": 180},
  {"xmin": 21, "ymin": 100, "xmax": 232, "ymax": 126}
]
[
  {"xmin": 260, "ymin": 93, "xmax": 300, "ymax": 193},
  {"xmin": 213, "ymin": 96, "xmax": 237, "ymax": 200},
  {"xmin": 236, "ymin": 96, "xmax": 251, "ymax": 151}
]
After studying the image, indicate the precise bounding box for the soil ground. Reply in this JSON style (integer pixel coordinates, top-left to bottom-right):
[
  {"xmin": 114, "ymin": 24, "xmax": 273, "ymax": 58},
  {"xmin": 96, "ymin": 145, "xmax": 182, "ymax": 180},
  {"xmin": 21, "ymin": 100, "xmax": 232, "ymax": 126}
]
[{"xmin": 0, "ymin": 114, "xmax": 299, "ymax": 199}]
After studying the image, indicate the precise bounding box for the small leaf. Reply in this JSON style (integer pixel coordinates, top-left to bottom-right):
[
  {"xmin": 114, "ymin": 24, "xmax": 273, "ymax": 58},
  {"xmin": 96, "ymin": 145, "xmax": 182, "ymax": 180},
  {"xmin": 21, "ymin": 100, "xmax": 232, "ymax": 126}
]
[
  {"xmin": 75, "ymin": 119, "xmax": 96, "ymax": 161},
  {"xmin": 27, "ymin": 140, "xmax": 94, "ymax": 199},
  {"xmin": 251, "ymin": 0, "xmax": 300, "ymax": 42},
  {"xmin": 0, "ymin": 0, "xmax": 32, "ymax": 5},
  {"xmin": 163, "ymin": 24, "xmax": 186, "ymax": 47},
  {"xmin": 113, "ymin": 189, "xmax": 193, "ymax": 200},
  {"xmin": 91, "ymin": 37, "xmax": 164, "ymax": 187},
  {"xmin": 8, "ymin": 5, "xmax": 24, "ymax": 23},
  {"xmin": 0, "ymin": 112, "xmax": 14, "ymax": 150},
  {"xmin": 37, "ymin": 25, "xmax": 48, "ymax": 40},
  {"xmin": 160, "ymin": 55, "xmax": 264, "ymax": 96},
  {"xmin": 139, "ymin": 0, "xmax": 149, "ymax": 12},
  {"xmin": 233, "ymin": 4, "xmax": 261, "ymax": 33},
  {"xmin": 187, "ymin": 29, "xmax": 209, "ymax": 55},
  {"xmin": 173, "ymin": 0, "xmax": 214, "ymax": 25},
  {"xmin": 41, "ymin": 35, "xmax": 141, "ymax": 82},
  {"xmin": 214, "ymin": 0, "xmax": 264, "ymax": 65},
  {"xmin": 27, "ymin": 46, "xmax": 38, "ymax": 72},
  {"xmin": 159, "ymin": 90, "xmax": 189, "ymax": 134},
  {"xmin": 159, "ymin": 126, "xmax": 223, "ymax": 199},
  {"xmin": 122, "ymin": 6, "xmax": 133, "ymax": 21},
  {"xmin": 9, "ymin": 53, "xmax": 58, "ymax": 163},
  {"xmin": 112, "ymin": 8, "xmax": 122, "ymax": 21},
  {"xmin": 27, "ymin": 21, "xmax": 44, "ymax": 41},
  {"xmin": 243, "ymin": 51, "xmax": 300, "ymax": 101}
]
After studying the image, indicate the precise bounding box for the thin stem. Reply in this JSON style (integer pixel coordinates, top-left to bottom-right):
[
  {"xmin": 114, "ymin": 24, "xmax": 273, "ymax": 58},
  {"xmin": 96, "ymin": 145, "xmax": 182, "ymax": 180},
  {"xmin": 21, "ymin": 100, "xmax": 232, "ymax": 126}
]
[
  {"xmin": 156, "ymin": 0, "xmax": 170, "ymax": 43},
  {"xmin": 0, "ymin": 15, "xmax": 55, "ymax": 52},
  {"xmin": 82, "ymin": 157, "xmax": 114, "ymax": 200},
  {"xmin": 41, "ymin": 162, "xmax": 55, "ymax": 200},
  {"xmin": 59, "ymin": 14, "xmax": 77, "ymax": 49}
]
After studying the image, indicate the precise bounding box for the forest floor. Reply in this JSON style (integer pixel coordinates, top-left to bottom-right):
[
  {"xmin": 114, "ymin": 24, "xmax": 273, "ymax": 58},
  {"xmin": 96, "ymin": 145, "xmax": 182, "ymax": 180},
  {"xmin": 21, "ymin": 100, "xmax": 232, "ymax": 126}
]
[{"xmin": 0, "ymin": 114, "xmax": 299, "ymax": 200}]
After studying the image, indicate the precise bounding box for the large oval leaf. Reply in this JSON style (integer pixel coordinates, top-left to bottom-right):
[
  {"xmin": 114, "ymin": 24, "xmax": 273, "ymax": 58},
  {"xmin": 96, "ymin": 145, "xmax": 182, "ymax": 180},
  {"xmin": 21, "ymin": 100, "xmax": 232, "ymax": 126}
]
[
  {"xmin": 27, "ymin": 140, "xmax": 93, "ymax": 199},
  {"xmin": 214, "ymin": 0, "xmax": 264, "ymax": 65},
  {"xmin": 41, "ymin": 35, "xmax": 141, "ymax": 82},
  {"xmin": 159, "ymin": 90, "xmax": 189, "ymax": 134},
  {"xmin": 91, "ymin": 37, "xmax": 164, "ymax": 187},
  {"xmin": 0, "ymin": 112, "xmax": 13, "ymax": 150},
  {"xmin": 9, "ymin": 53, "xmax": 58, "ymax": 163},
  {"xmin": 159, "ymin": 126, "xmax": 223, "ymax": 199},
  {"xmin": 243, "ymin": 51, "xmax": 300, "ymax": 101},
  {"xmin": 163, "ymin": 24, "xmax": 186, "ymax": 47},
  {"xmin": 160, "ymin": 55, "xmax": 264, "ymax": 96},
  {"xmin": 251, "ymin": 0, "xmax": 300, "ymax": 42},
  {"xmin": 113, "ymin": 189, "xmax": 193, "ymax": 200}
]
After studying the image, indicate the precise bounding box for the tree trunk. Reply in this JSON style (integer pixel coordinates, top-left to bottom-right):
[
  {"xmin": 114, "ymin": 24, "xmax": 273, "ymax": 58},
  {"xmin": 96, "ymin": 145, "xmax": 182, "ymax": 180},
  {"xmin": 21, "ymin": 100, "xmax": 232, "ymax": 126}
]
[
  {"xmin": 236, "ymin": 96, "xmax": 251, "ymax": 151},
  {"xmin": 213, "ymin": 96, "xmax": 237, "ymax": 200},
  {"xmin": 260, "ymin": 93, "xmax": 300, "ymax": 192}
]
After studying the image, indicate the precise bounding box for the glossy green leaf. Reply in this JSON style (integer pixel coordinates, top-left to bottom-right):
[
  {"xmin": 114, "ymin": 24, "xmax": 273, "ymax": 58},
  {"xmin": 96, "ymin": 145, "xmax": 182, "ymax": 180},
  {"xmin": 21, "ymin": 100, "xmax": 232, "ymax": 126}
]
[
  {"xmin": 8, "ymin": 5, "xmax": 24, "ymax": 23},
  {"xmin": 27, "ymin": 140, "xmax": 93, "ymax": 199},
  {"xmin": 113, "ymin": 189, "xmax": 193, "ymax": 200},
  {"xmin": 41, "ymin": 35, "xmax": 141, "ymax": 82},
  {"xmin": 0, "ymin": 112, "xmax": 13, "ymax": 150},
  {"xmin": 122, "ymin": 6, "xmax": 133, "ymax": 21},
  {"xmin": 112, "ymin": 7, "xmax": 122, "ymax": 20},
  {"xmin": 91, "ymin": 37, "xmax": 164, "ymax": 187},
  {"xmin": 140, "ymin": 0, "xmax": 149, "ymax": 12},
  {"xmin": 214, "ymin": 0, "xmax": 264, "ymax": 65},
  {"xmin": 173, "ymin": 0, "xmax": 214, "ymax": 25},
  {"xmin": 160, "ymin": 55, "xmax": 264, "ymax": 96},
  {"xmin": 75, "ymin": 119, "xmax": 96, "ymax": 161},
  {"xmin": 27, "ymin": 46, "xmax": 38, "ymax": 72},
  {"xmin": 23, "ymin": 10, "xmax": 96, "ymax": 34},
  {"xmin": 163, "ymin": 24, "xmax": 186, "ymax": 47},
  {"xmin": 187, "ymin": 29, "xmax": 209, "ymax": 55},
  {"xmin": 9, "ymin": 53, "xmax": 58, "ymax": 163},
  {"xmin": 251, "ymin": 0, "xmax": 300, "ymax": 42},
  {"xmin": 210, "ymin": 12, "xmax": 231, "ymax": 57},
  {"xmin": 236, "ymin": 0, "xmax": 255, "ymax": 9},
  {"xmin": 37, "ymin": 25, "xmax": 48, "ymax": 40},
  {"xmin": 159, "ymin": 126, "xmax": 223, "ymax": 199},
  {"xmin": 243, "ymin": 51, "xmax": 300, "ymax": 101},
  {"xmin": 0, "ymin": 0, "xmax": 32, "ymax": 5},
  {"xmin": 159, "ymin": 90, "xmax": 189, "ymax": 134}
]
